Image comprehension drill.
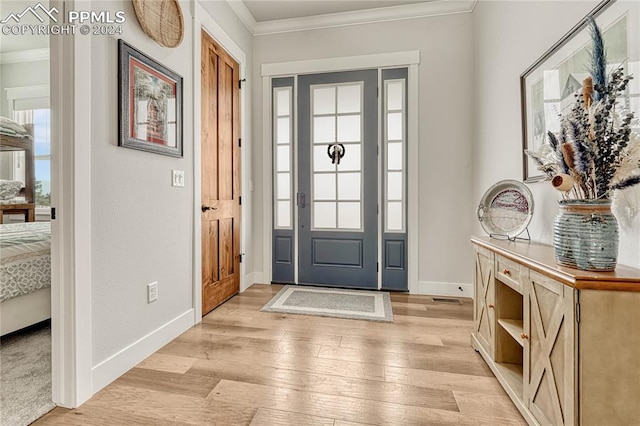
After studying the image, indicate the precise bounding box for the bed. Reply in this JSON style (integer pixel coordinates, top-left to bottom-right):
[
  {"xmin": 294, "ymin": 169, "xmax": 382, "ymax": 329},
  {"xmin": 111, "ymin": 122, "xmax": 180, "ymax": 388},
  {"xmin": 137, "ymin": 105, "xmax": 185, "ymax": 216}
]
[
  {"xmin": 0, "ymin": 116, "xmax": 35, "ymax": 223},
  {"xmin": 0, "ymin": 222, "xmax": 51, "ymax": 336},
  {"xmin": 0, "ymin": 117, "xmax": 49, "ymax": 336}
]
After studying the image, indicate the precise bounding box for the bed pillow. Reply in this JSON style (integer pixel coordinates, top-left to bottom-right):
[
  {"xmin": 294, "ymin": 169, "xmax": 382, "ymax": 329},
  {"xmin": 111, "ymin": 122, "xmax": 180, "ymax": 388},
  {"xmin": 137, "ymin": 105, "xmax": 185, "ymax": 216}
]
[{"xmin": 0, "ymin": 180, "xmax": 24, "ymax": 200}]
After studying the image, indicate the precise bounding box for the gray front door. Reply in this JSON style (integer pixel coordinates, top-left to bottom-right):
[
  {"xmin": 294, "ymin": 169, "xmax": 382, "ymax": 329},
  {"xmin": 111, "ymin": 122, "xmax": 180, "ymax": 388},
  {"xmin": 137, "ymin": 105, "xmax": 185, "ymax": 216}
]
[{"xmin": 298, "ymin": 70, "xmax": 378, "ymax": 288}]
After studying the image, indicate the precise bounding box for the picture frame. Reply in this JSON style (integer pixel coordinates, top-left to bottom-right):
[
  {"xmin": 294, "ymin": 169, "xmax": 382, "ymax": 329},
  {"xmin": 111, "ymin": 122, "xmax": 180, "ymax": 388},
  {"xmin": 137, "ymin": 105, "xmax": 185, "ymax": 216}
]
[
  {"xmin": 520, "ymin": 0, "xmax": 640, "ymax": 182},
  {"xmin": 118, "ymin": 39, "xmax": 183, "ymax": 157}
]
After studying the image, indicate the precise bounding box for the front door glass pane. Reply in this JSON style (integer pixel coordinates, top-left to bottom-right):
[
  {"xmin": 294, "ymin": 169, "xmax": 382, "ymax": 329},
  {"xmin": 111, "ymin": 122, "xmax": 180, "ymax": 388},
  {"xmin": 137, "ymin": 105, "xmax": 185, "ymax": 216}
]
[{"xmin": 311, "ymin": 83, "xmax": 363, "ymax": 231}]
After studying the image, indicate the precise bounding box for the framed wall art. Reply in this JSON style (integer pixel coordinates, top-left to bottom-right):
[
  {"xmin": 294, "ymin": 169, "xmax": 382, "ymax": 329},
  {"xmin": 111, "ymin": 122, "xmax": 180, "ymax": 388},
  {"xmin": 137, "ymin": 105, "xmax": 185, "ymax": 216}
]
[
  {"xmin": 118, "ymin": 39, "xmax": 183, "ymax": 157},
  {"xmin": 520, "ymin": 0, "xmax": 639, "ymax": 182}
]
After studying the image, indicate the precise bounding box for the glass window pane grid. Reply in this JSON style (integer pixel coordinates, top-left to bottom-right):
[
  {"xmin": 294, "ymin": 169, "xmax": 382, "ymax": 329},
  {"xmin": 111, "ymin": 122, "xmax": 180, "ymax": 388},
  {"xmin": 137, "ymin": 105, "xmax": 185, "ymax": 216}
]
[
  {"xmin": 384, "ymin": 79, "xmax": 406, "ymax": 233},
  {"xmin": 273, "ymin": 86, "xmax": 293, "ymax": 230},
  {"xmin": 310, "ymin": 82, "xmax": 364, "ymax": 232}
]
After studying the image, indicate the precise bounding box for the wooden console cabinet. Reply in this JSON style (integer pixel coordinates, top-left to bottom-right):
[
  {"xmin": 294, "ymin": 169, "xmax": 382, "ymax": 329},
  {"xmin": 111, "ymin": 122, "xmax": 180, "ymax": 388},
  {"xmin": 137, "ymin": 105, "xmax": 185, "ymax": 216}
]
[{"xmin": 471, "ymin": 236, "xmax": 640, "ymax": 426}]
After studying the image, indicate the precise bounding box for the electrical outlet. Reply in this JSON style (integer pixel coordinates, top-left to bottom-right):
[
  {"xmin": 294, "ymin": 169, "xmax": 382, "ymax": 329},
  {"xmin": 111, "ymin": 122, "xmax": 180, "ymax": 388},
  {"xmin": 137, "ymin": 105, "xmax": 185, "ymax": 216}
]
[
  {"xmin": 147, "ymin": 281, "xmax": 158, "ymax": 303},
  {"xmin": 171, "ymin": 170, "xmax": 185, "ymax": 187}
]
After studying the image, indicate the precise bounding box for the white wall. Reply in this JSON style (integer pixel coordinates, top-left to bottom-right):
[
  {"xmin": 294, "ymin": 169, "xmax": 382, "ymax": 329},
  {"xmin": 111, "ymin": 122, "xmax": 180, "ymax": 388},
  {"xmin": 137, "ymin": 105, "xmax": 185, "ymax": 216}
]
[
  {"xmin": 252, "ymin": 13, "xmax": 476, "ymax": 291},
  {"xmin": 472, "ymin": 0, "xmax": 640, "ymax": 269},
  {"xmin": 0, "ymin": 59, "xmax": 49, "ymax": 117},
  {"xmin": 90, "ymin": 0, "xmax": 194, "ymax": 367},
  {"xmin": 86, "ymin": 0, "xmax": 253, "ymax": 394}
]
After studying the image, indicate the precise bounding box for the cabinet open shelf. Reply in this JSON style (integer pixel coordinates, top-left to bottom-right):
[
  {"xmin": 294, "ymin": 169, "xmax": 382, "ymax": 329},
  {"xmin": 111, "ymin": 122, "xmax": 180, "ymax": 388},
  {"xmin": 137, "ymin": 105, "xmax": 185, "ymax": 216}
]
[
  {"xmin": 497, "ymin": 319, "xmax": 524, "ymax": 347},
  {"xmin": 495, "ymin": 362, "xmax": 523, "ymax": 400}
]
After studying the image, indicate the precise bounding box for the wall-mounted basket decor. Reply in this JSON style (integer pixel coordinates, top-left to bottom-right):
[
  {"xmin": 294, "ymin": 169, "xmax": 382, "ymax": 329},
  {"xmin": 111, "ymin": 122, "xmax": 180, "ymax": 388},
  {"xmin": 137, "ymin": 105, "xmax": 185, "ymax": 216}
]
[{"xmin": 132, "ymin": 0, "xmax": 184, "ymax": 48}]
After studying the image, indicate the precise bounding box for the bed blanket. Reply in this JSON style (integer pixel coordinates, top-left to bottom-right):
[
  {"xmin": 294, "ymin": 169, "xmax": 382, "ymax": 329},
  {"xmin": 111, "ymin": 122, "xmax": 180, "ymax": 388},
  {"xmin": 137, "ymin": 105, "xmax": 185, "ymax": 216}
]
[{"xmin": 0, "ymin": 222, "xmax": 50, "ymax": 302}]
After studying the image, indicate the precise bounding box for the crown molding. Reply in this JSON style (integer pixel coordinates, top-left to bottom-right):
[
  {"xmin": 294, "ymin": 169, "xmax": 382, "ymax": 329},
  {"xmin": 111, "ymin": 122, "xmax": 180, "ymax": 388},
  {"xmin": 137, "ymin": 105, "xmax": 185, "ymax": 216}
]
[
  {"xmin": 225, "ymin": 0, "xmax": 257, "ymax": 34},
  {"xmin": 0, "ymin": 48, "xmax": 49, "ymax": 64},
  {"xmin": 226, "ymin": 0, "xmax": 476, "ymax": 36}
]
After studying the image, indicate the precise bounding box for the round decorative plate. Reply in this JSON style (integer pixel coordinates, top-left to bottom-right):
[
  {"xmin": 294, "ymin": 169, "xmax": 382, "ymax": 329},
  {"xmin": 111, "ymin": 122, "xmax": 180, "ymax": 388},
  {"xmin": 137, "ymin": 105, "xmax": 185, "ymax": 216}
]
[
  {"xmin": 477, "ymin": 180, "xmax": 534, "ymax": 238},
  {"xmin": 132, "ymin": 0, "xmax": 184, "ymax": 48}
]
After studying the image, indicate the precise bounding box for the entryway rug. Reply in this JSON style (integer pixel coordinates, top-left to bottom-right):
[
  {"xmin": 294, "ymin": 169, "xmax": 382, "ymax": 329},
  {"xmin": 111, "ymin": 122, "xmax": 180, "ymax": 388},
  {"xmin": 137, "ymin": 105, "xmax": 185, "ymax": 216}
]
[
  {"xmin": 0, "ymin": 322, "xmax": 55, "ymax": 426},
  {"xmin": 261, "ymin": 285, "xmax": 393, "ymax": 322}
]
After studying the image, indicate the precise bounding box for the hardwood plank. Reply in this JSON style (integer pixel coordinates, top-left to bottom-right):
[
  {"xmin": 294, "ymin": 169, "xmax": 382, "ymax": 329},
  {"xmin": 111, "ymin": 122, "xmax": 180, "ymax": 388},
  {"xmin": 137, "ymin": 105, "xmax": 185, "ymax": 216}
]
[
  {"xmin": 209, "ymin": 379, "xmax": 518, "ymax": 426},
  {"xmin": 190, "ymin": 322, "xmax": 288, "ymax": 341},
  {"xmin": 384, "ymin": 366, "xmax": 506, "ymax": 395},
  {"xmin": 281, "ymin": 330, "xmax": 343, "ymax": 347},
  {"xmin": 319, "ymin": 345, "xmax": 494, "ymax": 377},
  {"xmin": 86, "ymin": 383, "xmax": 256, "ymax": 425},
  {"xmin": 158, "ymin": 334, "xmax": 248, "ymax": 360},
  {"xmin": 243, "ymin": 338, "xmax": 323, "ymax": 357},
  {"xmin": 250, "ymin": 408, "xmax": 334, "ymax": 426},
  {"xmin": 189, "ymin": 349, "xmax": 385, "ymax": 382},
  {"xmin": 135, "ymin": 353, "xmax": 197, "ymax": 374},
  {"xmin": 339, "ymin": 335, "xmax": 446, "ymax": 354},
  {"xmin": 114, "ymin": 368, "xmax": 220, "ymax": 398},
  {"xmin": 454, "ymin": 391, "xmax": 527, "ymax": 424},
  {"xmin": 390, "ymin": 301, "xmax": 428, "ymax": 311},
  {"xmin": 33, "ymin": 406, "xmax": 192, "ymax": 426},
  {"xmin": 186, "ymin": 357, "xmax": 458, "ymax": 411}
]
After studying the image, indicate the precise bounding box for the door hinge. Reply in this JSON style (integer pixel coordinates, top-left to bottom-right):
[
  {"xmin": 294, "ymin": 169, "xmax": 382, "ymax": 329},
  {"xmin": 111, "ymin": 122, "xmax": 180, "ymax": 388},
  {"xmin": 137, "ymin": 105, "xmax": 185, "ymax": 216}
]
[
  {"xmin": 239, "ymin": 78, "xmax": 246, "ymax": 89},
  {"xmin": 51, "ymin": 207, "xmax": 56, "ymax": 220},
  {"xmin": 239, "ymin": 254, "xmax": 243, "ymax": 263},
  {"xmin": 377, "ymin": 262, "xmax": 379, "ymax": 272},
  {"xmin": 377, "ymin": 204, "xmax": 379, "ymax": 215},
  {"xmin": 239, "ymin": 196, "xmax": 242, "ymax": 205},
  {"xmin": 576, "ymin": 303, "xmax": 580, "ymax": 323},
  {"xmin": 377, "ymin": 87, "xmax": 379, "ymax": 98},
  {"xmin": 239, "ymin": 138, "xmax": 242, "ymax": 147}
]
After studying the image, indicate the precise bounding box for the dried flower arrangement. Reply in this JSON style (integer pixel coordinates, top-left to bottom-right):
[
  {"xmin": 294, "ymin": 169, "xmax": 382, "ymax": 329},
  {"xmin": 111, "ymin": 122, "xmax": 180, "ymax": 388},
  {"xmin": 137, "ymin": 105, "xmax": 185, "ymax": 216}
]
[{"xmin": 527, "ymin": 16, "xmax": 640, "ymax": 200}]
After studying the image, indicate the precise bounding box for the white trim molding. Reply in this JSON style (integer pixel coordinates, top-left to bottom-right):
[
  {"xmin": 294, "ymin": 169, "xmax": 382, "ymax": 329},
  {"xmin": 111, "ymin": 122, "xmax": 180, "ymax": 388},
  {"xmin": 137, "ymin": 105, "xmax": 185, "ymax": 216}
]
[
  {"xmin": 49, "ymin": 0, "xmax": 93, "ymax": 408},
  {"xmin": 0, "ymin": 48, "xmax": 49, "ymax": 64},
  {"xmin": 226, "ymin": 0, "xmax": 477, "ymax": 36},
  {"xmin": 262, "ymin": 51, "xmax": 420, "ymax": 77},
  {"xmin": 416, "ymin": 281, "xmax": 473, "ymax": 298},
  {"xmin": 224, "ymin": 0, "xmax": 257, "ymax": 34},
  {"xmin": 91, "ymin": 310, "xmax": 194, "ymax": 394}
]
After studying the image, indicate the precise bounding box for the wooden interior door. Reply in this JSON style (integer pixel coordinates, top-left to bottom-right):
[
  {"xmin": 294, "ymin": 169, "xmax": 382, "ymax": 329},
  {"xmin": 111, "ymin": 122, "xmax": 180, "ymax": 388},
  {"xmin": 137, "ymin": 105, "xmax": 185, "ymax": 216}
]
[{"xmin": 201, "ymin": 30, "xmax": 241, "ymax": 316}]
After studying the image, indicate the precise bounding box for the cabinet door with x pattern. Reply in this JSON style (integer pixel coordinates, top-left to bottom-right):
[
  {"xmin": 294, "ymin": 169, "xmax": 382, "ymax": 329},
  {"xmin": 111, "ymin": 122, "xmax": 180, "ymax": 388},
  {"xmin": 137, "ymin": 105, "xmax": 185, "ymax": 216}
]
[
  {"xmin": 473, "ymin": 246, "xmax": 495, "ymax": 357},
  {"xmin": 524, "ymin": 271, "xmax": 576, "ymax": 426}
]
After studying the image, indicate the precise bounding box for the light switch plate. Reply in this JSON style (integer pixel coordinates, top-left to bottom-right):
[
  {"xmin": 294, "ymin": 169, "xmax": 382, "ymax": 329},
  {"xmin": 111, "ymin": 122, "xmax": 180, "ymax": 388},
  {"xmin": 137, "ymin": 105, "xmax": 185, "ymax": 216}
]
[{"xmin": 172, "ymin": 170, "xmax": 185, "ymax": 187}]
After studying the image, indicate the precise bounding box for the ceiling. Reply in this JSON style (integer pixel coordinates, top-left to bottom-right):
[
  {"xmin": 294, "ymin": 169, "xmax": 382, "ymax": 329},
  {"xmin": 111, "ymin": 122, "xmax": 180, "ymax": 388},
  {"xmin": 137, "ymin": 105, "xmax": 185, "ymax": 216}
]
[{"xmin": 242, "ymin": 0, "xmax": 434, "ymax": 22}]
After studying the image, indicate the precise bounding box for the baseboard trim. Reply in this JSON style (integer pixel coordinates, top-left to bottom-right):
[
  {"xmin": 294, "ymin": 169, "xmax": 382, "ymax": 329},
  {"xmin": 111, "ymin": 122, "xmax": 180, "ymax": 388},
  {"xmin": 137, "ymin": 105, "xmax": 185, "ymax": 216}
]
[
  {"xmin": 91, "ymin": 309, "xmax": 194, "ymax": 394},
  {"xmin": 250, "ymin": 272, "xmax": 265, "ymax": 286},
  {"xmin": 415, "ymin": 281, "xmax": 473, "ymax": 298}
]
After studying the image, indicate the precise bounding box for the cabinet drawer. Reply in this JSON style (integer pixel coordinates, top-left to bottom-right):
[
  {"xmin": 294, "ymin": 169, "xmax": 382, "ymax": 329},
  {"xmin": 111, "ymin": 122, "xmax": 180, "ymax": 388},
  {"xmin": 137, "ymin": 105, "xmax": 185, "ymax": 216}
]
[{"xmin": 496, "ymin": 255, "xmax": 523, "ymax": 293}]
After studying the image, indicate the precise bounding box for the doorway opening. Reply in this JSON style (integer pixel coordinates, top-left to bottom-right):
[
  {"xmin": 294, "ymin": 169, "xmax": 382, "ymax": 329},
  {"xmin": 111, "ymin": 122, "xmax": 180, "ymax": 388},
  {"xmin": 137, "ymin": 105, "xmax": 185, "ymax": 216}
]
[{"xmin": 271, "ymin": 68, "xmax": 409, "ymax": 291}]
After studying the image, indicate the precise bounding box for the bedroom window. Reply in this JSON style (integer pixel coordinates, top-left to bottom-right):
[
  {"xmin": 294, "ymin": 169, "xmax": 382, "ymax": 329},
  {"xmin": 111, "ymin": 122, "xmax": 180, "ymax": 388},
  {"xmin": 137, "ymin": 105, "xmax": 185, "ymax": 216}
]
[{"xmin": 13, "ymin": 109, "xmax": 51, "ymax": 208}]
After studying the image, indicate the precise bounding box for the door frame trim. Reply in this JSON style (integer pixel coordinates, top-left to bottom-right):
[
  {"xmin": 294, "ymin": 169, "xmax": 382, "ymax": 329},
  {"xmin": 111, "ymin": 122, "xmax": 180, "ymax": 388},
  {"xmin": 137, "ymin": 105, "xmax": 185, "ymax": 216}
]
[
  {"xmin": 193, "ymin": 2, "xmax": 249, "ymax": 322},
  {"xmin": 261, "ymin": 52, "xmax": 420, "ymax": 292},
  {"xmin": 49, "ymin": 0, "xmax": 93, "ymax": 407}
]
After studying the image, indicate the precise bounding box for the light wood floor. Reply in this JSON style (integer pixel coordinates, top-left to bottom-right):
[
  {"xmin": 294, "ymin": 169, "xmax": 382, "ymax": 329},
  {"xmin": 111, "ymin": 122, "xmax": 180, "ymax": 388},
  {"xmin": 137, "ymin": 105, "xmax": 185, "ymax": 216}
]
[{"xmin": 35, "ymin": 284, "xmax": 525, "ymax": 425}]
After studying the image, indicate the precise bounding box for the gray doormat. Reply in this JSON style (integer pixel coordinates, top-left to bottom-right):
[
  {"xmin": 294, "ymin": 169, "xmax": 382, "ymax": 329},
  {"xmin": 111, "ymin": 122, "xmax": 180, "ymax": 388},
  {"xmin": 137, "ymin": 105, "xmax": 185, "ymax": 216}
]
[
  {"xmin": 0, "ymin": 322, "xmax": 55, "ymax": 426},
  {"xmin": 261, "ymin": 285, "xmax": 393, "ymax": 322}
]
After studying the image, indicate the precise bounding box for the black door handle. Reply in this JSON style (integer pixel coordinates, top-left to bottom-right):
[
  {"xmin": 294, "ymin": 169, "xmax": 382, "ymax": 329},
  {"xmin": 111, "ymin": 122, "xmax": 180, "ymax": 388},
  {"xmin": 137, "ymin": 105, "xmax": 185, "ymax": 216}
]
[{"xmin": 201, "ymin": 205, "xmax": 217, "ymax": 212}]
